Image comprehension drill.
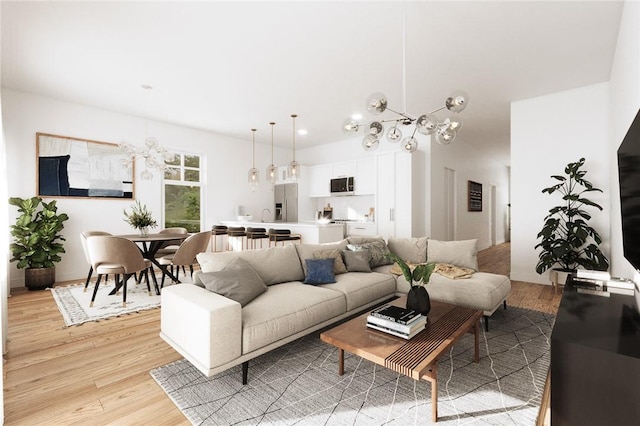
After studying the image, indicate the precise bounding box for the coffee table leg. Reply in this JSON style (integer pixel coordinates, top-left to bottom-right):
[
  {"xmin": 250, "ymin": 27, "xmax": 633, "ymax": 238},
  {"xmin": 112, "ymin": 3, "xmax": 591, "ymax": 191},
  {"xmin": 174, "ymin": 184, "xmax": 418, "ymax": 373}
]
[
  {"xmin": 431, "ymin": 364, "xmax": 438, "ymax": 422},
  {"xmin": 474, "ymin": 319, "xmax": 480, "ymax": 363},
  {"xmin": 338, "ymin": 348, "xmax": 344, "ymax": 376}
]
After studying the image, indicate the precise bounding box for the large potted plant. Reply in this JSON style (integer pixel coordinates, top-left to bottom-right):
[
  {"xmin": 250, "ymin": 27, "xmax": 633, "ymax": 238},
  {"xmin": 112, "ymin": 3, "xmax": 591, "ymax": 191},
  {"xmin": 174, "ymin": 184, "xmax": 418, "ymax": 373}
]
[
  {"xmin": 387, "ymin": 252, "xmax": 436, "ymax": 315},
  {"xmin": 9, "ymin": 196, "xmax": 69, "ymax": 290},
  {"xmin": 535, "ymin": 157, "xmax": 609, "ymax": 281}
]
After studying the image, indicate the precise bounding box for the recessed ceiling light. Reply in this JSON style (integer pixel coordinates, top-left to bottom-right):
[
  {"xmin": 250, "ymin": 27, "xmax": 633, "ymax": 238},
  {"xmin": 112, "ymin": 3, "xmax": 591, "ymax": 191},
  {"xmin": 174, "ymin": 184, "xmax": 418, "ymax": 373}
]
[
  {"xmin": 351, "ymin": 114, "xmax": 362, "ymax": 120},
  {"xmin": 298, "ymin": 129, "xmax": 308, "ymax": 136}
]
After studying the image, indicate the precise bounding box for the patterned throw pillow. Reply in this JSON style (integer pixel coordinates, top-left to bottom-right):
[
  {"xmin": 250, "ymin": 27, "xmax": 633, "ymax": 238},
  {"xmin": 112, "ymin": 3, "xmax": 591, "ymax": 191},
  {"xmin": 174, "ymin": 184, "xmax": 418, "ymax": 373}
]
[
  {"xmin": 347, "ymin": 240, "xmax": 393, "ymax": 268},
  {"xmin": 313, "ymin": 249, "xmax": 348, "ymax": 274},
  {"xmin": 303, "ymin": 258, "xmax": 336, "ymax": 285}
]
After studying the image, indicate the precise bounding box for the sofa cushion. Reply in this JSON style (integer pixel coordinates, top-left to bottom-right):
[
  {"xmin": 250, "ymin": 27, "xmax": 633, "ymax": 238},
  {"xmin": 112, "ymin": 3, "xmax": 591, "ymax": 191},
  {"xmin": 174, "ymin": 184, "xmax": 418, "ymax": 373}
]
[
  {"xmin": 342, "ymin": 249, "xmax": 371, "ymax": 272},
  {"xmin": 199, "ymin": 258, "xmax": 267, "ymax": 307},
  {"xmin": 295, "ymin": 240, "xmax": 348, "ymax": 275},
  {"xmin": 313, "ymin": 249, "xmax": 347, "ymax": 274},
  {"xmin": 347, "ymin": 240, "xmax": 393, "ymax": 268},
  {"xmin": 318, "ymin": 272, "xmax": 396, "ymax": 311},
  {"xmin": 197, "ymin": 244, "xmax": 305, "ymax": 285},
  {"xmin": 427, "ymin": 238, "xmax": 478, "ymax": 271},
  {"xmin": 241, "ymin": 282, "xmax": 346, "ymax": 353},
  {"xmin": 388, "ymin": 237, "xmax": 428, "ymax": 264},
  {"xmin": 303, "ymin": 258, "xmax": 336, "ymax": 285}
]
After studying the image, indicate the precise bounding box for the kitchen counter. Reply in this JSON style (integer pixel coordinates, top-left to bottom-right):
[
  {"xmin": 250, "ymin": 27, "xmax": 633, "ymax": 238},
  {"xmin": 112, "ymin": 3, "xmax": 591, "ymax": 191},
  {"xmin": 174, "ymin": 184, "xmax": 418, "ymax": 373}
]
[{"xmin": 221, "ymin": 221, "xmax": 344, "ymax": 245}]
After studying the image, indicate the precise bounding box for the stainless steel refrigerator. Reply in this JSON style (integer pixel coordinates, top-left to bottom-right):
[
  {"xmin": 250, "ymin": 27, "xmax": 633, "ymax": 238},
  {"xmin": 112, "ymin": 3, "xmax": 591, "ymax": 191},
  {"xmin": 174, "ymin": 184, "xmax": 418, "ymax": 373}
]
[{"xmin": 274, "ymin": 183, "xmax": 298, "ymax": 222}]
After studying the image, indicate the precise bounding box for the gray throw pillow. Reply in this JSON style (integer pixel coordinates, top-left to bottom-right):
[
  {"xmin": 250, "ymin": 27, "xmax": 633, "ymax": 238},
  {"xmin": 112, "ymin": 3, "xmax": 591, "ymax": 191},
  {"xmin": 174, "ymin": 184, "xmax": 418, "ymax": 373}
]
[
  {"xmin": 199, "ymin": 257, "xmax": 267, "ymax": 306},
  {"xmin": 342, "ymin": 249, "xmax": 372, "ymax": 272}
]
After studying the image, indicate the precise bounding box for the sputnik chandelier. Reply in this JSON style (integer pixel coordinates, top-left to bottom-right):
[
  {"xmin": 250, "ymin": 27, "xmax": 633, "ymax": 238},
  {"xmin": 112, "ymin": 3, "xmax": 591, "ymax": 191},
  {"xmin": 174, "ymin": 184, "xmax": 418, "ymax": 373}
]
[
  {"xmin": 120, "ymin": 85, "xmax": 175, "ymax": 180},
  {"xmin": 342, "ymin": 91, "xmax": 469, "ymax": 153}
]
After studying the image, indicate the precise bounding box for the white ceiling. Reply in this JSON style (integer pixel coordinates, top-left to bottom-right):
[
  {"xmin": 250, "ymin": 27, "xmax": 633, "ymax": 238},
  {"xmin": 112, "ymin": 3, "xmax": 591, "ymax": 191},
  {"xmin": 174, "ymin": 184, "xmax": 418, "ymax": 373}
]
[{"xmin": 1, "ymin": 1, "xmax": 624, "ymax": 166}]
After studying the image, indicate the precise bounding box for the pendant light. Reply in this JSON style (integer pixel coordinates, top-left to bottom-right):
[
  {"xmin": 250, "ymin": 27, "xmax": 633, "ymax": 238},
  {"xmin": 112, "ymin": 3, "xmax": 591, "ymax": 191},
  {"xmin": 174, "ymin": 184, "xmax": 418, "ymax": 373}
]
[
  {"xmin": 266, "ymin": 122, "xmax": 277, "ymax": 184},
  {"xmin": 288, "ymin": 114, "xmax": 299, "ymax": 180},
  {"xmin": 248, "ymin": 128, "xmax": 259, "ymax": 191}
]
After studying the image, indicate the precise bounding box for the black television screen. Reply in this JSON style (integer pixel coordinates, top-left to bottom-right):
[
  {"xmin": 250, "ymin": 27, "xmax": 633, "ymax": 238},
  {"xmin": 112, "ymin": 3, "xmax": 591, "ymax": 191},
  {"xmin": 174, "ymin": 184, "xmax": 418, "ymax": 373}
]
[{"xmin": 618, "ymin": 108, "xmax": 640, "ymax": 272}]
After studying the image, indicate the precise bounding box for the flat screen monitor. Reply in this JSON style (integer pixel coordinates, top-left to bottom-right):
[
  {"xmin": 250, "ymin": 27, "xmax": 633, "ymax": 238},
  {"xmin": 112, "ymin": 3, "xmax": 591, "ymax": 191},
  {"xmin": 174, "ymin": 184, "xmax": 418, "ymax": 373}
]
[{"xmin": 618, "ymin": 109, "xmax": 640, "ymax": 272}]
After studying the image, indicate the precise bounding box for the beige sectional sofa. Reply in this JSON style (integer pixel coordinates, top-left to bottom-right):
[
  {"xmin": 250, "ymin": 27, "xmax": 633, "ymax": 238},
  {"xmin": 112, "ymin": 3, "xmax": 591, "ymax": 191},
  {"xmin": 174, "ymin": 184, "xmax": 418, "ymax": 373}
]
[{"xmin": 159, "ymin": 236, "xmax": 510, "ymax": 383}]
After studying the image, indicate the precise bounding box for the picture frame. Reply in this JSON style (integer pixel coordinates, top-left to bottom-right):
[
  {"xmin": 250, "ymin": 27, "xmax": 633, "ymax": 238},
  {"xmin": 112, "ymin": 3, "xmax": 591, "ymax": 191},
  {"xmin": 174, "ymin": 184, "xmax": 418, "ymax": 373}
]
[
  {"xmin": 36, "ymin": 132, "xmax": 134, "ymax": 199},
  {"xmin": 468, "ymin": 180, "xmax": 482, "ymax": 212}
]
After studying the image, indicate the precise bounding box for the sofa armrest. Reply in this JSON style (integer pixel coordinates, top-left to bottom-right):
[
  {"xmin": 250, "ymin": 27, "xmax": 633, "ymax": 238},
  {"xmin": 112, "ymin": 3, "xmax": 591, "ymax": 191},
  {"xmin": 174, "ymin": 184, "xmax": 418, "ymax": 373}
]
[{"xmin": 160, "ymin": 284, "xmax": 241, "ymax": 376}]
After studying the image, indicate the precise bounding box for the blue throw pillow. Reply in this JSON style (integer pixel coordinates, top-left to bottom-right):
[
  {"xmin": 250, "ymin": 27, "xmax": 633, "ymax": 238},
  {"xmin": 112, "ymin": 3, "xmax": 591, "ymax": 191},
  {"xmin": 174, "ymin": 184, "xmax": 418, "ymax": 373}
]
[{"xmin": 303, "ymin": 258, "xmax": 336, "ymax": 285}]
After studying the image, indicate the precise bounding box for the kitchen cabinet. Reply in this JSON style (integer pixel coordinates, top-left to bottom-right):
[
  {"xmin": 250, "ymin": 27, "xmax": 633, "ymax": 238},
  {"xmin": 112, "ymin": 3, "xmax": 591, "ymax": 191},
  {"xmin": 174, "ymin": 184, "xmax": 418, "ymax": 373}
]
[
  {"xmin": 346, "ymin": 222, "xmax": 376, "ymax": 237},
  {"xmin": 308, "ymin": 164, "xmax": 331, "ymax": 197},
  {"xmin": 376, "ymin": 152, "xmax": 413, "ymax": 238},
  {"xmin": 331, "ymin": 161, "xmax": 356, "ymax": 178},
  {"xmin": 355, "ymin": 157, "xmax": 376, "ymax": 195},
  {"xmin": 275, "ymin": 166, "xmax": 292, "ymax": 183}
]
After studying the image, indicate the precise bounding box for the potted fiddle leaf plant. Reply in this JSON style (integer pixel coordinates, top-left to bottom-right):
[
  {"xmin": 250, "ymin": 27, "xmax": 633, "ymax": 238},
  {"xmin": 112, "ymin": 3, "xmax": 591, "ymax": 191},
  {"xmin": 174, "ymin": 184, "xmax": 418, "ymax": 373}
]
[
  {"xmin": 387, "ymin": 252, "xmax": 436, "ymax": 316},
  {"xmin": 9, "ymin": 196, "xmax": 69, "ymax": 290},
  {"xmin": 123, "ymin": 200, "xmax": 157, "ymax": 236},
  {"xmin": 535, "ymin": 158, "xmax": 609, "ymax": 283}
]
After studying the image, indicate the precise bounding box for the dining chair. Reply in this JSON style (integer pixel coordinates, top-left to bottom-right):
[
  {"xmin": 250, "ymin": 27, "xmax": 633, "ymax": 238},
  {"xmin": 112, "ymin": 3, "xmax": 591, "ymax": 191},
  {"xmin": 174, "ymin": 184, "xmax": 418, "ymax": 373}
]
[
  {"xmin": 86, "ymin": 236, "xmax": 155, "ymax": 307},
  {"xmin": 157, "ymin": 231, "xmax": 211, "ymax": 287},
  {"xmin": 154, "ymin": 227, "xmax": 189, "ymax": 257},
  {"xmin": 80, "ymin": 231, "xmax": 112, "ymax": 292},
  {"xmin": 268, "ymin": 229, "xmax": 302, "ymax": 247}
]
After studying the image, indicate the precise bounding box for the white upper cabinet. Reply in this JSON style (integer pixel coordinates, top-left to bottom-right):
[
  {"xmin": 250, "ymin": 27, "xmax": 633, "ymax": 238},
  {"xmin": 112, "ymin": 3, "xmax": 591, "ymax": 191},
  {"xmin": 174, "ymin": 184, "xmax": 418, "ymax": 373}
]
[
  {"xmin": 308, "ymin": 165, "xmax": 331, "ymax": 197},
  {"xmin": 331, "ymin": 161, "xmax": 356, "ymax": 178},
  {"xmin": 355, "ymin": 157, "xmax": 376, "ymax": 195}
]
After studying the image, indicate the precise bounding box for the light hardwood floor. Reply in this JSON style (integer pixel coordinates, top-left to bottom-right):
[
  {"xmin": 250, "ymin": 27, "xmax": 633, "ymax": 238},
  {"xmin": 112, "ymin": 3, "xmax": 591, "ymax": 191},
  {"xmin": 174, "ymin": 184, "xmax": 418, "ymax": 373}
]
[{"xmin": 3, "ymin": 242, "xmax": 561, "ymax": 425}]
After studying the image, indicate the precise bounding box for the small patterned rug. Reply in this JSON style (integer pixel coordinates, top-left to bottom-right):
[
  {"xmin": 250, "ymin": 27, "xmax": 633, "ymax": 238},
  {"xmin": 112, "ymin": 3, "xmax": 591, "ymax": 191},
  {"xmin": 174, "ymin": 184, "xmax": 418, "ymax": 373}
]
[
  {"xmin": 151, "ymin": 307, "xmax": 554, "ymax": 425},
  {"xmin": 50, "ymin": 279, "xmax": 162, "ymax": 326}
]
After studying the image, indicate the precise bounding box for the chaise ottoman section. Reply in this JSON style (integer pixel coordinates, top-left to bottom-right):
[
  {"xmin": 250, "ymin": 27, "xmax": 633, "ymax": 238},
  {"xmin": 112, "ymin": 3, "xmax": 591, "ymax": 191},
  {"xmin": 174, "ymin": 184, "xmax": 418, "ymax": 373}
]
[{"xmin": 241, "ymin": 281, "xmax": 346, "ymax": 353}]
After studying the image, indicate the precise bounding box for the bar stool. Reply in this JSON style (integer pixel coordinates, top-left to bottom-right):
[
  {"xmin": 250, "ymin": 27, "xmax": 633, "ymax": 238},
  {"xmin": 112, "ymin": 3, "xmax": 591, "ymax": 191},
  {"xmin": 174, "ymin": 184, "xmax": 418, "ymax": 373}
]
[
  {"xmin": 268, "ymin": 229, "xmax": 302, "ymax": 247},
  {"xmin": 211, "ymin": 225, "xmax": 228, "ymax": 252},
  {"xmin": 246, "ymin": 227, "xmax": 269, "ymax": 249},
  {"xmin": 227, "ymin": 226, "xmax": 247, "ymax": 251}
]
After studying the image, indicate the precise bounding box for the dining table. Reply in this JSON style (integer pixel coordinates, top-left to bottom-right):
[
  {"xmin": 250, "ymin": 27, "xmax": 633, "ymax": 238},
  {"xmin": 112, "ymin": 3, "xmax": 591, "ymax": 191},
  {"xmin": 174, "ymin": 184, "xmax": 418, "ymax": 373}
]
[{"xmin": 115, "ymin": 232, "xmax": 190, "ymax": 294}]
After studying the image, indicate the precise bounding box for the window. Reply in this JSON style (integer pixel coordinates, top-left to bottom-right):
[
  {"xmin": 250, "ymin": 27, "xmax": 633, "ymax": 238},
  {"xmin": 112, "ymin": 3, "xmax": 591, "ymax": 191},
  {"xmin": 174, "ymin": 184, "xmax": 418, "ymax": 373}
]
[{"xmin": 164, "ymin": 152, "xmax": 202, "ymax": 232}]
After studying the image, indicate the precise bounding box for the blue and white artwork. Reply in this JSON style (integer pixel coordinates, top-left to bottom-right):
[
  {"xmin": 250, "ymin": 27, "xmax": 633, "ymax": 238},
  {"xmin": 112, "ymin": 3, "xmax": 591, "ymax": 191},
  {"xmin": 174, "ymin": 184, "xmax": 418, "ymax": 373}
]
[{"xmin": 37, "ymin": 133, "xmax": 134, "ymax": 199}]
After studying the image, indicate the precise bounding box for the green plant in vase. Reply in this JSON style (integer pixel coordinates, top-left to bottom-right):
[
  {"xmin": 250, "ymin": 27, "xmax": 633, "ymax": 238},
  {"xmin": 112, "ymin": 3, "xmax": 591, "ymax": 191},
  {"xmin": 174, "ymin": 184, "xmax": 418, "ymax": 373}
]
[
  {"xmin": 123, "ymin": 200, "xmax": 158, "ymax": 236},
  {"xmin": 387, "ymin": 252, "xmax": 436, "ymax": 316}
]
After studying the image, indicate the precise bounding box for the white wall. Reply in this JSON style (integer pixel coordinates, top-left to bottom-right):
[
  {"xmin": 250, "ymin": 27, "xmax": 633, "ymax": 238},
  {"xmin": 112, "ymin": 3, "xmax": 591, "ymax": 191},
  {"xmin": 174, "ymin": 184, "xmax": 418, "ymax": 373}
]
[
  {"xmin": 608, "ymin": 0, "xmax": 640, "ymax": 282},
  {"xmin": 2, "ymin": 89, "xmax": 290, "ymax": 288},
  {"xmin": 430, "ymin": 138, "xmax": 510, "ymax": 250},
  {"xmin": 511, "ymin": 83, "xmax": 611, "ymax": 285}
]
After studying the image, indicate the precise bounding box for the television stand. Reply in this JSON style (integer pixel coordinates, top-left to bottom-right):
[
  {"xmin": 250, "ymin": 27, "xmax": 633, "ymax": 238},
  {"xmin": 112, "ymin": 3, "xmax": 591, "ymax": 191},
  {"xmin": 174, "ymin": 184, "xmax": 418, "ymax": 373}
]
[{"xmin": 551, "ymin": 275, "xmax": 640, "ymax": 425}]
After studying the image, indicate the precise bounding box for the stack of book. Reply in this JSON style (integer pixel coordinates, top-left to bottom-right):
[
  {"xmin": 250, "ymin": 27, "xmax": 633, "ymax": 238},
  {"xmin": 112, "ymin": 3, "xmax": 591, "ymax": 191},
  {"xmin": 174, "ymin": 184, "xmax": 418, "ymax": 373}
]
[
  {"xmin": 573, "ymin": 270, "xmax": 637, "ymax": 296},
  {"xmin": 366, "ymin": 304, "xmax": 426, "ymax": 339}
]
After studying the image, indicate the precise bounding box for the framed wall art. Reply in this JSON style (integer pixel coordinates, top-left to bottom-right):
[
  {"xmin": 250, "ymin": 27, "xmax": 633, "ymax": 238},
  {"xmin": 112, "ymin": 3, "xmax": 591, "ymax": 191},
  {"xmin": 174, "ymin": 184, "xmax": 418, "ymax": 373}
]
[
  {"xmin": 468, "ymin": 180, "xmax": 482, "ymax": 212},
  {"xmin": 36, "ymin": 133, "xmax": 134, "ymax": 199}
]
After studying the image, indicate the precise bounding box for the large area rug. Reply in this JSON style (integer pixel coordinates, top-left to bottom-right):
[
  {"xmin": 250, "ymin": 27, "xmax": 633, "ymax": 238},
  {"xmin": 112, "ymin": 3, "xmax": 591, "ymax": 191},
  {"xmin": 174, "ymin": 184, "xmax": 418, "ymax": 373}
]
[
  {"xmin": 50, "ymin": 280, "xmax": 162, "ymax": 326},
  {"xmin": 151, "ymin": 306, "xmax": 554, "ymax": 425}
]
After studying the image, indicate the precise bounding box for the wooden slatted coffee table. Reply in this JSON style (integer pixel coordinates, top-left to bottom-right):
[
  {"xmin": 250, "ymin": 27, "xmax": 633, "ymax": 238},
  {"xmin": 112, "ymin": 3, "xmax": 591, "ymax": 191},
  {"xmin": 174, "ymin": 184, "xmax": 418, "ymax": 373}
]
[{"xmin": 320, "ymin": 297, "xmax": 481, "ymax": 422}]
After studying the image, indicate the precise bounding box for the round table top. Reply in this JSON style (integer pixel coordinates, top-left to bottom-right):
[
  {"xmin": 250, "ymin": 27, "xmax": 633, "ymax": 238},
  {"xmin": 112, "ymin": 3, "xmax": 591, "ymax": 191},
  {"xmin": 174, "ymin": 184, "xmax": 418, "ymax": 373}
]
[{"xmin": 116, "ymin": 233, "xmax": 190, "ymax": 242}]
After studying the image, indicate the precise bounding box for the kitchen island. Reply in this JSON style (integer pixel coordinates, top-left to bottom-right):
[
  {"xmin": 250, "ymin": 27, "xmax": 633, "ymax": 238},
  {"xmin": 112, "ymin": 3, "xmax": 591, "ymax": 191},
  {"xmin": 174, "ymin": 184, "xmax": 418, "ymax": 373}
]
[{"xmin": 221, "ymin": 221, "xmax": 345, "ymax": 245}]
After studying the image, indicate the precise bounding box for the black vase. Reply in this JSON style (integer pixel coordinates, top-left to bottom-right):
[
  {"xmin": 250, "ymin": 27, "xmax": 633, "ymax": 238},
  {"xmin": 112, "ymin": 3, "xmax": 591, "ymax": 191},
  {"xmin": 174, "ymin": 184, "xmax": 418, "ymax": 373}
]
[{"xmin": 406, "ymin": 286, "xmax": 431, "ymax": 316}]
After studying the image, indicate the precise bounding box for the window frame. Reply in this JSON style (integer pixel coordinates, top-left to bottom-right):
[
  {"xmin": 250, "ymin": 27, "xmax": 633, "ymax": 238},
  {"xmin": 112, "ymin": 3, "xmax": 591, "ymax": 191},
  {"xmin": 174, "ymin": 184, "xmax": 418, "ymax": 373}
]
[{"xmin": 162, "ymin": 150, "xmax": 204, "ymax": 232}]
